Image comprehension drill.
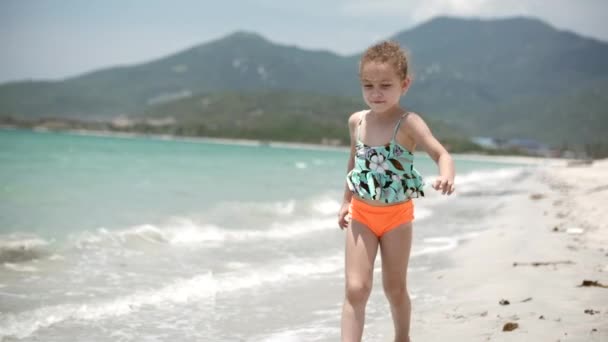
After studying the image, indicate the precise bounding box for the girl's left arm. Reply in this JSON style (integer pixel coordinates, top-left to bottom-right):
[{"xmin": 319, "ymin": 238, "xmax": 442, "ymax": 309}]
[{"xmin": 406, "ymin": 113, "xmax": 455, "ymax": 195}]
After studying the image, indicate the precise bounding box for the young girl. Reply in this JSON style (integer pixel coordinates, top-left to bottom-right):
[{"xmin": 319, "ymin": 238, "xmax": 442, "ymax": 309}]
[{"xmin": 337, "ymin": 41, "xmax": 455, "ymax": 342}]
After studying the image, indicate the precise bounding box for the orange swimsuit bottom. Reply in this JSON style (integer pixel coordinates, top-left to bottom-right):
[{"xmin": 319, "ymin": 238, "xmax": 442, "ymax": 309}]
[{"xmin": 349, "ymin": 196, "xmax": 414, "ymax": 237}]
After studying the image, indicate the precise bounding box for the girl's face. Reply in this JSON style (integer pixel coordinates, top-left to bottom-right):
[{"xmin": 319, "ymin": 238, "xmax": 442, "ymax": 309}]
[{"xmin": 360, "ymin": 61, "xmax": 410, "ymax": 113}]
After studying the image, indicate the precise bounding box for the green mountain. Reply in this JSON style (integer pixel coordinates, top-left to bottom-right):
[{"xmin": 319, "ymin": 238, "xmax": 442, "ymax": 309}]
[
  {"xmin": 395, "ymin": 17, "xmax": 608, "ymax": 99},
  {"xmin": 133, "ymin": 91, "xmax": 463, "ymax": 145},
  {"xmin": 480, "ymin": 78, "xmax": 608, "ymax": 143},
  {"xmin": 0, "ymin": 31, "xmax": 356, "ymax": 120},
  {"xmin": 1, "ymin": 16, "xmax": 607, "ymax": 145},
  {"xmin": 389, "ymin": 17, "xmax": 608, "ymax": 144}
]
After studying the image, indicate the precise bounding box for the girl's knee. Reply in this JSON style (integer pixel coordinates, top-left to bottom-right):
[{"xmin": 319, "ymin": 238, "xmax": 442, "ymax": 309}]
[
  {"xmin": 383, "ymin": 281, "xmax": 408, "ymax": 303},
  {"xmin": 345, "ymin": 280, "xmax": 372, "ymax": 305}
]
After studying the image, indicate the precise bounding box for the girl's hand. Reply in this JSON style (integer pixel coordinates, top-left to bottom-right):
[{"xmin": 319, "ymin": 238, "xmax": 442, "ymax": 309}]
[
  {"xmin": 337, "ymin": 201, "xmax": 351, "ymax": 229},
  {"xmin": 432, "ymin": 176, "xmax": 455, "ymax": 195}
]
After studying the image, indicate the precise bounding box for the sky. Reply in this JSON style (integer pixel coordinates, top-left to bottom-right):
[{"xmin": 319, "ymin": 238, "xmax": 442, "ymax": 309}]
[{"xmin": 1, "ymin": 0, "xmax": 607, "ymax": 83}]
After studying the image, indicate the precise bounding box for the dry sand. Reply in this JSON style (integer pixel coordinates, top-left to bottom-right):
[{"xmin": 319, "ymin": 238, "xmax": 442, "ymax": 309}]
[{"xmin": 407, "ymin": 159, "xmax": 608, "ymax": 341}]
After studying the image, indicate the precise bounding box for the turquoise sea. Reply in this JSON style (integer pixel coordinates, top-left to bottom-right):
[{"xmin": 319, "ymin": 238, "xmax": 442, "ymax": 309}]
[{"xmin": 0, "ymin": 129, "xmax": 533, "ymax": 341}]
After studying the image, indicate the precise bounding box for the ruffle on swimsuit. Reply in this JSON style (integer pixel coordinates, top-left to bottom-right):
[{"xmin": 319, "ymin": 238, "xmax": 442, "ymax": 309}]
[{"xmin": 346, "ymin": 111, "xmax": 425, "ymax": 204}]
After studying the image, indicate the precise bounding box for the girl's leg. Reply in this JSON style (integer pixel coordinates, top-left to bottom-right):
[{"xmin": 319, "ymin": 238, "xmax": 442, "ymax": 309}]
[
  {"xmin": 379, "ymin": 222, "xmax": 413, "ymax": 342},
  {"xmin": 341, "ymin": 219, "xmax": 379, "ymax": 342}
]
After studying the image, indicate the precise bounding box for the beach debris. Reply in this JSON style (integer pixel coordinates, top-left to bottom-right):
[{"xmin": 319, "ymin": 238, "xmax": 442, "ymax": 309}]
[
  {"xmin": 513, "ymin": 260, "xmax": 575, "ymax": 267},
  {"xmin": 578, "ymin": 280, "xmax": 608, "ymax": 288},
  {"xmin": 539, "ymin": 315, "xmax": 545, "ymax": 320},
  {"xmin": 499, "ymin": 299, "xmax": 510, "ymax": 305},
  {"xmin": 502, "ymin": 322, "xmax": 519, "ymax": 332},
  {"xmin": 521, "ymin": 297, "xmax": 532, "ymax": 303},
  {"xmin": 589, "ymin": 184, "xmax": 608, "ymax": 193},
  {"xmin": 566, "ymin": 227, "xmax": 584, "ymax": 235},
  {"xmin": 592, "ymin": 328, "xmax": 598, "ymax": 332},
  {"xmin": 584, "ymin": 309, "xmax": 600, "ymax": 315},
  {"xmin": 552, "ymin": 226, "xmax": 559, "ymax": 232},
  {"xmin": 529, "ymin": 193, "xmax": 545, "ymax": 200}
]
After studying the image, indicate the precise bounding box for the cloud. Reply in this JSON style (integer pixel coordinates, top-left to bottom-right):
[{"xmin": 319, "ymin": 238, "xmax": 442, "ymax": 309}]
[{"xmin": 340, "ymin": 0, "xmax": 529, "ymax": 21}]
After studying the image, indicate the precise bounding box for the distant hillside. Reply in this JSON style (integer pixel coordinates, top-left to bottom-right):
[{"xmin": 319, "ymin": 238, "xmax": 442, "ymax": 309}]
[
  {"xmin": 133, "ymin": 91, "xmax": 465, "ymax": 145},
  {"xmin": 0, "ymin": 32, "xmax": 356, "ymax": 120},
  {"xmin": 479, "ymin": 78, "xmax": 608, "ymax": 144},
  {"xmin": 390, "ymin": 17, "xmax": 608, "ymax": 144},
  {"xmin": 1, "ymin": 16, "xmax": 607, "ymax": 145}
]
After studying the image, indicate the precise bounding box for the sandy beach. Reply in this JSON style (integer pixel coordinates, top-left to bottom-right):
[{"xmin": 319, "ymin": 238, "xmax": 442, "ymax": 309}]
[{"xmin": 402, "ymin": 159, "xmax": 608, "ymax": 341}]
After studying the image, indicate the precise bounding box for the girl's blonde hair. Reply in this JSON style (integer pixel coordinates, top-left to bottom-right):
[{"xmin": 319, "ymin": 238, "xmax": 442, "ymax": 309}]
[{"xmin": 359, "ymin": 41, "xmax": 409, "ymax": 80}]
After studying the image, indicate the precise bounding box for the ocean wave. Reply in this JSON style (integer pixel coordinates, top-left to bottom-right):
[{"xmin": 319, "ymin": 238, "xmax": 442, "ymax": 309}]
[
  {"xmin": 311, "ymin": 197, "xmax": 341, "ymax": 216},
  {"xmin": 456, "ymin": 167, "xmax": 529, "ymax": 189},
  {"xmin": 416, "ymin": 167, "xmax": 529, "ymax": 199},
  {"xmin": 0, "ymin": 253, "xmax": 343, "ymax": 339},
  {"xmin": 0, "ymin": 227, "xmax": 484, "ymax": 339},
  {"xmin": 422, "ymin": 167, "xmax": 529, "ymax": 196},
  {"xmin": 0, "ymin": 272, "xmax": 217, "ymax": 339},
  {"xmin": 412, "ymin": 232, "xmax": 480, "ymax": 257},
  {"xmin": 73, "ymin": 216, "xmax": 337, "ymax": 249},
  {"xmin": 0, "ymin": 235, "xmax": 51, "ymax": 263},
  {"xmin": 3, "ymin": 263, "xmax": 39, "ymax": 272}
]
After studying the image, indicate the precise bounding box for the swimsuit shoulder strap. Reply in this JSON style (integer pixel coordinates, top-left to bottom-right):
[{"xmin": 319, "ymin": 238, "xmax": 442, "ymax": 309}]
[{"xmin": 392, "ymin": 112, "xmax": 410, "ymax": 140}]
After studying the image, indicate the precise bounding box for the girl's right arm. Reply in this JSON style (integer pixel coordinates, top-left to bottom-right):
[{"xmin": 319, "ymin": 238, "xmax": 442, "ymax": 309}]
[{"xmin": 338, "ymin": 112, "xmax": 360, "ymax": 229}]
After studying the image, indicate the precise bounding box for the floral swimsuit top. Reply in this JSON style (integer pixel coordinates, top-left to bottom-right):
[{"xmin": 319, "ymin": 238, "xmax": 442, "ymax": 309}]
[{"xmin": 346, "ymin": 111, "xmax": 425, "ymax": 203}]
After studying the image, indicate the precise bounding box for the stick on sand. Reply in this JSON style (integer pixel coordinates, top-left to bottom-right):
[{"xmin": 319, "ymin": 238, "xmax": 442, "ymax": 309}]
[{"xmin": 512, "ymin": 260, "xmax": 575, "ymax": 267}]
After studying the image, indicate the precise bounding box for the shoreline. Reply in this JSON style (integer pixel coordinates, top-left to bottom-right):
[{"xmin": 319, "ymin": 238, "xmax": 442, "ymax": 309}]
[
  {"xmin": 1, "ymin": 126, "xmax": 571, "ymax": 164},
  {"xmin": 449, "ymin": 152, "xmax": 568, "ymax": 166}
]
